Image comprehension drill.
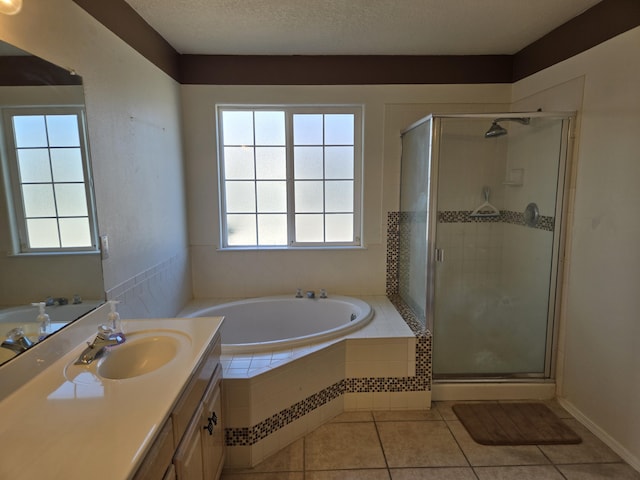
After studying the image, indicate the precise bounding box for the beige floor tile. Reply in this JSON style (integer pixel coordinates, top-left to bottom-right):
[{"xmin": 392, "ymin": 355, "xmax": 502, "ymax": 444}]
[
  {"xmin": 223, "ymin": 439, "xmax": 303, "ymax": 474},
  {"xmin": 474, "ymin": 465, "xmax": 565, "ymax": 479},
  {"xmin": 390, "ymin": 467, "xmax": 476, "ymax": 479},
  {"xmin": 538, "ymin": 419, "xmax": 621, "ymax": 464},
  {"xmin": 305, "ymin": 422, "xmax": 387, "ymax": 470},
  {"xmin": 331, "ymin": 411, "xmax": 375, "ymax": 423},
  {"xmin": 221, "ymin": 472, "xmax": 303, "ymax": 480},
  {"xmin": 447, "ymin": 420, "xmax": 550, "ymax": 466},
  {"xmin": 377, "ymin": 420, "xmax": 468, "ymax": 468},
  {"xmin": 306, "ymin": 468, "xmax": 391, "ymax": 479},
  {"xmin": 558, "ymin": 462, "xmax": 640, "ymax": 479},
  {"xmin": 373, "ymin": 409, "xmax": 442, "ymax": 422}
]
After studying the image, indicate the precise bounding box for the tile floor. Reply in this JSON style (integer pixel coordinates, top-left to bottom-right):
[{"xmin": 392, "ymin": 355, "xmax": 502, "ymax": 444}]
[{"xmin": 221, "ymin": 401, "xmax": 640, "ymax": 480}]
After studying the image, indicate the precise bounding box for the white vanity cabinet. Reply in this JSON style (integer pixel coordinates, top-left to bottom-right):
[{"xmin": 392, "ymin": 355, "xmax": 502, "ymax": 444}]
[
  {"xmin": 174, "ymin": 367, "xmax": 224, "ymax": 479},
  {"xmin": 134, "ymin": 331, "xmax": 224, "ymax": 480}
]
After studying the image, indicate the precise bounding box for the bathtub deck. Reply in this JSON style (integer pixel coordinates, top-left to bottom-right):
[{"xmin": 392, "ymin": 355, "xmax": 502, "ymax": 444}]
[
  {"xmin": 179, "ymin": 295, "xmax": 428, "ymax": 468},
  {"xmin": 179, "ymin": 295, "xmax": 415, "ymax": 379}
]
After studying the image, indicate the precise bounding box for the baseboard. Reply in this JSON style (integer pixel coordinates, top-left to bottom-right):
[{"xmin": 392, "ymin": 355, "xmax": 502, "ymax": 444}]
[
  {"xmin": 432, "ymin": 382, "xmax": 556, "ymax": 401},
  {"xmin": 557, "ymin": 398, "xmax": 640, "ymax": 473}
]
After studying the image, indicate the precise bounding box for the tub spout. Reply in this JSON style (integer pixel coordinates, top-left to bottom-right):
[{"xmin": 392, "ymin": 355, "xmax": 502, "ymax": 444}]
[{"xmin": 306, "ymin": 291, "xmax": 315, "ymax": 299}]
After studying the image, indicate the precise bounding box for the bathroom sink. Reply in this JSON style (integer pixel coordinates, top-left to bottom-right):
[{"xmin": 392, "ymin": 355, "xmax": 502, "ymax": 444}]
[{"xmin": 97, "ymin": 332, "xmax": 187, "ymax": 380}]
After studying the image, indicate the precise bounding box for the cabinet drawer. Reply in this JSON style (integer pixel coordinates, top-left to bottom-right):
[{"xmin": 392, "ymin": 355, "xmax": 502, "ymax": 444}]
[
  {"xmin": 133, "ymin": 417, "xmax": 174, "ymax": 480},
  {"xmin": 172, "ymin": 332, "xmax": 221, "ymax": 442}
]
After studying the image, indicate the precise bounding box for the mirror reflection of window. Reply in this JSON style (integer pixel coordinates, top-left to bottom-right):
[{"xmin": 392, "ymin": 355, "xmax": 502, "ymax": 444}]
[{"xmin": 2, "ymin": 107, "xmax": 97, "ymax": 252}]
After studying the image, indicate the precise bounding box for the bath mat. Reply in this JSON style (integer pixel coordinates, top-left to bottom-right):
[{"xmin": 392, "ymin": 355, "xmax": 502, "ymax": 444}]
[{"xmin": 452, "ymin": 402, "xmax": 582, "ymax": 445}]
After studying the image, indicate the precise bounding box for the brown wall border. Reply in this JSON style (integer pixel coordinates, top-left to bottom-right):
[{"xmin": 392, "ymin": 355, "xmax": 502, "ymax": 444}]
[
  {"xmin": 72, "ymin": 0, "xmax": 640, "ymax": 85},
  {"xmin": 179, "ymin": 55, "xmax": 513, "ymax": 85},
  {"xmin": 72, "ymin": 0, "xmax": 180, "ymax": 80},
  {"xmin": 513, "ymin": 0, "xmax": 640, "ymax": 81},
  {"xmin": 0, "ymin": 56, "xmax": 82, "ymax": 86}
]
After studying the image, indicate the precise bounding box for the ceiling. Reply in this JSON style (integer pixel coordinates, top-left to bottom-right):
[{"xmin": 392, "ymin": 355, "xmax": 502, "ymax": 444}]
[{"xmin": 123, "ymin": 0, "xmax": 602, "ymax": 56}]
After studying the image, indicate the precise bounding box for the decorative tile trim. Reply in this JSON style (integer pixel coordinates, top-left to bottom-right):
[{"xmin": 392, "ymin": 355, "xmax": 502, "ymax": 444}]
[
  {"xmin": 438, "ymin": 210, "xmax": 554, "ymax": 231},
  {"xmin": 386, "ymin": 212, "xmax": 400, "ymax": 296},
  {"xmin": 224, "ymin": 213, "xmax": 434, "ymax": 448},
  {"xmin": 225, "ymin": 380, "xmax": 345, "ymax": 446}
]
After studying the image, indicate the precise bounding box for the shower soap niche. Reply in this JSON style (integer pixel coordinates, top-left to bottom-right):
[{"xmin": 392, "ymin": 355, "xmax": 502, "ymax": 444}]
[{"xmin": 503, "ymin": 168, "xmax": 524, "ymax": 186}]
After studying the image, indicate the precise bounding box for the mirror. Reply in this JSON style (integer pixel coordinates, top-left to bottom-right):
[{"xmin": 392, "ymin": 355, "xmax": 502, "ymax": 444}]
[{"xmin": 0, "ymin": 40, "xmax": 105, "ymax": 365}]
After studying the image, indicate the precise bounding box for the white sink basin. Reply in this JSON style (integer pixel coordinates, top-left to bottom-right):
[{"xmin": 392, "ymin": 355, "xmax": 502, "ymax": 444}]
[{"xmin": 97, "ymin": 331, "xmax": 188, "ymax": 380}]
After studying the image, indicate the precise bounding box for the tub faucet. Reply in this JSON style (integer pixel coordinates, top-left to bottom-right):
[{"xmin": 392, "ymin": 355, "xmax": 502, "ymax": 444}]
[
  {"xmin": 306, "ymin": 290, "xmax": 315, "ymax": 299},
  {"xmin": 1, "ymin": 327, "xmax": 34, "ymax": 354},
  {"xmin": 75, "ymin": 326, "xmax": 125, "ymax": 365}
]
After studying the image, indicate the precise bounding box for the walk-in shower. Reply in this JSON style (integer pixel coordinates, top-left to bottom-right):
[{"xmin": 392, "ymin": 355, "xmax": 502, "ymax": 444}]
[{"xmin": 398, "ymin": 112, "xmax": 574, "ymax": 381}]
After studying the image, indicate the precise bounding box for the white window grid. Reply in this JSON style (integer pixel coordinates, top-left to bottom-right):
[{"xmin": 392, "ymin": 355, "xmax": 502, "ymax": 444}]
[
  {"xmin": 1, "ymin": 106, "xmax": 98, "ymax": 253},
  {"xmin": 217, "ymin": 105, "xmax": 363, "ymax": 249}
]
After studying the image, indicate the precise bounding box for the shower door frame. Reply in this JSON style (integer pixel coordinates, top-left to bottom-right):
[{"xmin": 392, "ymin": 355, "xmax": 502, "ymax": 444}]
[{"xmin": 419, "ymin": 112, "xmax": 575, "ymax": 381}]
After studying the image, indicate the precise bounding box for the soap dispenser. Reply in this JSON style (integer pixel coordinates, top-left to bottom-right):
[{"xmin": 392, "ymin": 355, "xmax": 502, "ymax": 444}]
[
  {"xmin": 32, "ymin": 302, "xmax": 51, "ymax": 341},
  {"xmin": 107, "ymin": 300, "xmax": 124, "ymax": 334}
]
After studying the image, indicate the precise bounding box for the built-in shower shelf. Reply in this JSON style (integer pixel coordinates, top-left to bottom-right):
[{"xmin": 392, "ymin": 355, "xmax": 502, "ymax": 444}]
[{"xmin": 502, "ymin": 168, "xmax": 524, "ymax": 186}]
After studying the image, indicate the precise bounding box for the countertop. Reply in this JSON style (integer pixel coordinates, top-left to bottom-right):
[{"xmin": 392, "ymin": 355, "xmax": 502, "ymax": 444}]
[{"xmin": 0, "ymin": 316, "xmax": 224, "ymax": 480}]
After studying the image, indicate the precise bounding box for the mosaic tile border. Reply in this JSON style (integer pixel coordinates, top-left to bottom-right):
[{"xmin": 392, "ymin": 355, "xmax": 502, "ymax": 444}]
[
  {"xmin": 224, "ymin": 327, "xmax": 433, "ymax": 447},
  {"xmin": 386, "ymin": 211, "xmax": 401, "ymax": 296},
  {"xmin": 224, "ymin": 212, "xmax": 433, "ymax": 448},
  {"xmin": 438, "ymin": 210, "xmax": 554, "ymax": 231}
]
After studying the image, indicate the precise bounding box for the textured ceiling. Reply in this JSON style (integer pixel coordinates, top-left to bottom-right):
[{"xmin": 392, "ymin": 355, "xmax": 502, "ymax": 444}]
[{"xmin": 123, "ymin": 0, "xmax": 602, "ymax": 55}]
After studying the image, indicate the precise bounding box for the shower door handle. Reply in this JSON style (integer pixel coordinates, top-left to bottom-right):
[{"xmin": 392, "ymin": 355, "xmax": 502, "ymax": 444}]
[{"xmin": 435, "ymin": 248, "xmax": 445, "ymax": 262}]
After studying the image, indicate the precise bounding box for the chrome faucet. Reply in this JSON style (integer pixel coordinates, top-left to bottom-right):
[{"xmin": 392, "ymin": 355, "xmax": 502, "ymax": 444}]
[
  {"xmin": 306, "ymin": 290, "xmax": 315, "ymax": 299},
  {"xmin": 1, "ymin": 327, "xmax": 34, "ymax": 354},
  {"xmin": 75, "ymin": 326, "xmax": 125, "ymax": 365}
]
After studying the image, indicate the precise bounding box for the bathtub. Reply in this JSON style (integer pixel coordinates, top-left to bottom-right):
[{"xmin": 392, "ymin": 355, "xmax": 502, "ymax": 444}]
[{"xmin": 185, "ymin": 295, "xmax": 373, "ymax": 353}]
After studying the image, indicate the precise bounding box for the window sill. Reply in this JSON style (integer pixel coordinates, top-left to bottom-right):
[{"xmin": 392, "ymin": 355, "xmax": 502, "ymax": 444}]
[
  {"xmin": 217, "ymin": 245, "xmax": 367, "ymax": 252},
  {"xmin": 8, "ymin": 250, "xmax": 101, "ymax": 258}
]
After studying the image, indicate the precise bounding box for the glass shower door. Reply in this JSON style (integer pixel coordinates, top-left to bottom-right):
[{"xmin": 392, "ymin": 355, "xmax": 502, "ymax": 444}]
[{"xmin": 431, "ymin": 115, "xmax": 569, "ymax": 378}]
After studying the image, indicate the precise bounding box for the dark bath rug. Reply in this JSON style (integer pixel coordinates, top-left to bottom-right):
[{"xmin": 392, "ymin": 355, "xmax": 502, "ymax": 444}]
[{"xmin": 452, "ymin": 402, "xmax": 582, "ymax": 445}]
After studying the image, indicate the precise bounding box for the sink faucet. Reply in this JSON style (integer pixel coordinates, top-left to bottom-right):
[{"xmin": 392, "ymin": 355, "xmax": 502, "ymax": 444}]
[
  {"xmin": 75, "ymin": 326, "xmax": 125, "ymax": 365},
  {"xmin": 1, "ymin": 327, "xmax": 34, "ymax": 354}
]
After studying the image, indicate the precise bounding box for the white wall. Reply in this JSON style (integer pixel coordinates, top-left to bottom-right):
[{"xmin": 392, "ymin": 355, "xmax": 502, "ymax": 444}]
[
  {"xmin": 513, "ymin": 26, "xmax": 640, "ymax": 469},
  {"xmin": 0, "ymin": 0, "xmax": 192, "ymax": 318},
  {"xmin": 181, "ymin": 84, "xmax": 509, "ymax": 298}
]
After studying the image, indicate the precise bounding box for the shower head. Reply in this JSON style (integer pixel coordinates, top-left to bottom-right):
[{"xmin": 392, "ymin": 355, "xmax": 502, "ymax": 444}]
[
  {"xmin": 485, "ymin": 121, "xmax": 507, "ymax": 138},
  {"xmin": 484, "ymin": 117, "xmax": 531, "ymax": 138}
]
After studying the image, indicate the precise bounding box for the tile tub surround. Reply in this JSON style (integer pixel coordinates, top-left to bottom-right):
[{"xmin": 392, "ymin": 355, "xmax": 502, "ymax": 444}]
[{"xmin": 179, "ymin": 296, "xmax": 428, "ymax": 468}]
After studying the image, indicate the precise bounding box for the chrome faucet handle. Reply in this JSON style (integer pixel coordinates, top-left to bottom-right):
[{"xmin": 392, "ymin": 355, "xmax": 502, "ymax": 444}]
[
  {"xmin": 1, "ymin": 327, "xmax": 34, "ymax": 353},
  {"xmin": 320, "ymin": 289, "xmax": 327, "ymax": 298},
  {"xmin": 295, "ymin": 288, "xmax": 303, "ymax": 298}
]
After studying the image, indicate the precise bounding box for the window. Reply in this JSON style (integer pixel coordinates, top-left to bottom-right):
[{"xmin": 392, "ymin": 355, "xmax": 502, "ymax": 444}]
[
  {"xmin": 2, "ymin": 107, "xmax": 97, "ymax": 253},
  {"xmin": 217, "ymin": 106, "xmax": 362, "ymax": 248}
]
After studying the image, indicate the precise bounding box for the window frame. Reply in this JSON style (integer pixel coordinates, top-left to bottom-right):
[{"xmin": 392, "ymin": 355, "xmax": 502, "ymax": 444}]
[
  {"xmin": 1, "ymin": 106, "xmax": 99, "ymax": 255},
  {"xmin": 216, "ymin": 104, "xmax": 363, "ymax": 250}
]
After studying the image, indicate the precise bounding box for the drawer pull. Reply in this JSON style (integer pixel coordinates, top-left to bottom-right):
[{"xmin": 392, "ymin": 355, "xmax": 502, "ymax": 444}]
[{"xmin": 203, "ymin": 412, "xmax": 218, "ymax": 435}]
